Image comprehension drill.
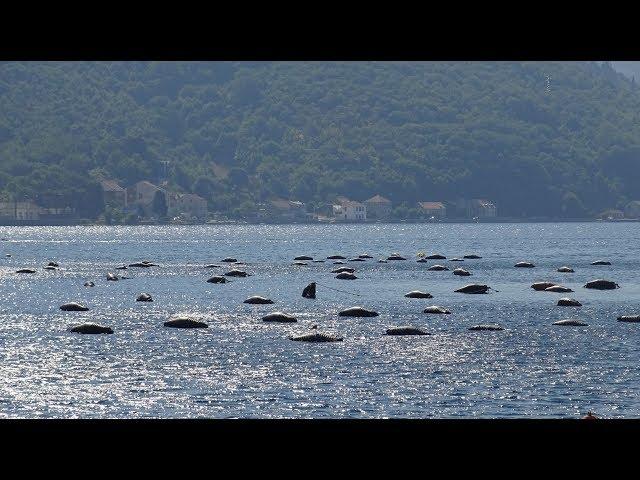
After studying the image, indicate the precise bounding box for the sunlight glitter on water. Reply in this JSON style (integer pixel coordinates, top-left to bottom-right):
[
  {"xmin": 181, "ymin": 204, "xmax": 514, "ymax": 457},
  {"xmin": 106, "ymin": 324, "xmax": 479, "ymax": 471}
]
[{"xmin": 1, "ymin": 223, "xmax": 640, "ymax": 418}]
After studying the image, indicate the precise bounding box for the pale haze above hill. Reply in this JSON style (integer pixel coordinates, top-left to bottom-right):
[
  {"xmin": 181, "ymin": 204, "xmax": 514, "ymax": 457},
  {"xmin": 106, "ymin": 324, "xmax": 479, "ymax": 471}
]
[{"xmin": 612, "ymin": 61, "xmax": 640, "ymax": 81}]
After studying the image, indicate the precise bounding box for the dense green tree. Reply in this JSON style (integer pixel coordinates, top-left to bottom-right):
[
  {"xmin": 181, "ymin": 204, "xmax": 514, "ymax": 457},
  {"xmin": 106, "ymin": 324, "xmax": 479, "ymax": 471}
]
[
  {"xmin": 192, "ymin": 176, "xmax": 216, "ymax": 199},
  {"xmin": 561, "ymin": 192, "xmax": 587, "ymax": 218},
  {"xmin": 228, "ymin": 167, "xmax": 249, "ymax": 189},
  {"xmin": 230, "ymin": 199, "xmax": 256, "ymax": 219},
  {"xmin": 124, "ymin": 212, "xmax": 139, "ymax": 225}
]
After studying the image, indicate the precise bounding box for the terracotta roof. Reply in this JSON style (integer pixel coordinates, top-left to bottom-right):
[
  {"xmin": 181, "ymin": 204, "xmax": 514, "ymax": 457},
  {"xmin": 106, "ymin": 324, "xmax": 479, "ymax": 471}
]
[
  {"xmin": 100, "ymin": 180, "xmax": 125, "ymax": 192},
  {"xmin": 365, "ymin": 194, "xmax": 391, "ymax": 204},
  {"xmin": 418, "ymin": 202, "xmax": 445, "ymax": 210},
  {"xmin": 179, "ymin": 193, "xmax": 206, "ymax": 202},
  {"xmin": 130, "ymin": 180, "xmax": 164, "ymax": 192}
]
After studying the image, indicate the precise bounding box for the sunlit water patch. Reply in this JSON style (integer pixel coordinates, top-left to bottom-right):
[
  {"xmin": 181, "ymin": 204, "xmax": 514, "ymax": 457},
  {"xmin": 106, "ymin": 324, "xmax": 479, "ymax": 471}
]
[{"xmin": 1, "ymin": 223, "xmax": 639, "ymax": 418}]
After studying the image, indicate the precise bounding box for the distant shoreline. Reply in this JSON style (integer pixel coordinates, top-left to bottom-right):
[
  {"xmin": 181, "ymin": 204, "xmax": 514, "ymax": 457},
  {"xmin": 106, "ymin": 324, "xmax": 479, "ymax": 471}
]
[{"xmin": 1, "ymin": 218, "xmax": 638, "ymax": 227}]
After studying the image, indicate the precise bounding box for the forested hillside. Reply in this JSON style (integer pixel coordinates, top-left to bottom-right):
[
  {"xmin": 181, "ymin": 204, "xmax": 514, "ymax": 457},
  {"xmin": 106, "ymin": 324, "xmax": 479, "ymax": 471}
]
[{"xmin": 1, "ymin": 61, "xmax": 639, "ymax": 218}]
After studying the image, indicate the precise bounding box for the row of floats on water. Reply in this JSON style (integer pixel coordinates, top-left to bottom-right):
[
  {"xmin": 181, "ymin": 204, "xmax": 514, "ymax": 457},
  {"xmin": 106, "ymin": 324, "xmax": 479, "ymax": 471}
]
[{"xmin": 8, "ymin": 251, "xmax": 636, "ymax": 342}]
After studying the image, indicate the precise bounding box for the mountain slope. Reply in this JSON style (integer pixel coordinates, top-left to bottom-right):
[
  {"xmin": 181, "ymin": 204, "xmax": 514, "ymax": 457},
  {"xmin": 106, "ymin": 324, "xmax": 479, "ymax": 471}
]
[{"xmin": 0, "ymin": 61, "xmax": 639, "ymax": 218}]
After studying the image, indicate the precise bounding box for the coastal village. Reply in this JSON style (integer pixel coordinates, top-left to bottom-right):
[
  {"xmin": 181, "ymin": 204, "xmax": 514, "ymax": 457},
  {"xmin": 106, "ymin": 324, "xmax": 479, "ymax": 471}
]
[{"xmin": 1, "ymin": 178, "xmax": 639, "ymax": 225}]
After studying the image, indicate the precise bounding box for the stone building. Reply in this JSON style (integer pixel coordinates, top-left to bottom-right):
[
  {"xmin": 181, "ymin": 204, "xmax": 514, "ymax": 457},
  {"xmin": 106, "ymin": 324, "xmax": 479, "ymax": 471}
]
[
  {"xmin": 101, "ymin": 180, "xmax": 127, "ymax": 208},
  {"xmin": 418, "ymin": 201, "xmax": 447, "ymax": 218},
  {"xmin": 364, "ymin": 194, "xmax": 392, "ymax": 219}
]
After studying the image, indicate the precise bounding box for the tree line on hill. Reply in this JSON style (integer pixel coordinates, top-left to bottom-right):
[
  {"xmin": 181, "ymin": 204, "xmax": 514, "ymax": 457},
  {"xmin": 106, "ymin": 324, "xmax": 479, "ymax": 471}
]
[{"xmin": 0, "ymin": 60, "xmax": 639, "ymax": 220}]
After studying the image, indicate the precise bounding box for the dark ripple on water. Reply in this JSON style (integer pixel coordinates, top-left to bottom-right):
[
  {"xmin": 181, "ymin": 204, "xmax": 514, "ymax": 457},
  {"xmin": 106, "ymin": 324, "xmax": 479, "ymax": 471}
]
[{"xmin": 1, "ymin": 223, "xmax": 640, "ymax": 418}]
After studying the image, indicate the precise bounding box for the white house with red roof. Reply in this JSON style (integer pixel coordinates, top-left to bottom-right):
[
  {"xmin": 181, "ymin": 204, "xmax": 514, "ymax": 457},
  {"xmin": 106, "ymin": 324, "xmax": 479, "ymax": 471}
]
[
  {"xmin": 364, "ymin": 194, "xmax": 392, "ymax": 219},
  {"xmin": 333, "ymin": 198, "xmax": 367, "ymax": 221},
  {"xmin": 418, "ymin": 201, "xmax": 447, "ymax": 218}
]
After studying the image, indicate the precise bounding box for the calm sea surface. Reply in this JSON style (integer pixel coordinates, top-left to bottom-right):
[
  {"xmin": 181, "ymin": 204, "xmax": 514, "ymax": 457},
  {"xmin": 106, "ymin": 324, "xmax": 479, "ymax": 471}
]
[{"xmin": 1, "ymin": 223, "xmax": 639, "ymax": 418}]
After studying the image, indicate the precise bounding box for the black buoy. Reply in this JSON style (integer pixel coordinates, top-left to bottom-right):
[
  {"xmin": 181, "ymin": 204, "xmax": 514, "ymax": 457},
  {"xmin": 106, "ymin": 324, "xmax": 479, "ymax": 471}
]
[{"xmin": 302, "ymin": 282, "xmax": 316, "ymax": 299}]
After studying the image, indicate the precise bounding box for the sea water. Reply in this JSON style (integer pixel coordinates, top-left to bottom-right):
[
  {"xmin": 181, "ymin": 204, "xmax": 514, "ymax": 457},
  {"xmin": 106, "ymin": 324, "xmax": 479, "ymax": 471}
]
[{"xmin": 0, "ymin": 223, "xmax": 639, "ymax": 418}]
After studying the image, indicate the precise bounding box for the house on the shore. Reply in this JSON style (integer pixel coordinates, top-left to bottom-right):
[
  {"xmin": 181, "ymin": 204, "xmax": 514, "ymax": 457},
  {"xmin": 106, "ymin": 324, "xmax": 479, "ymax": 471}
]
[
  {"xmin": 0, "ymin": 202, "xmax": 13, "ymax": 219},
  {"xmin": 447, "ymin": 198, "xmax": 471, "ymax": 218},
  {"xmin": 0, "ymin": 198, "xmax": 76, "ymax": 223},
  {"xmin": 171, "ymin": 193, "xmax": 208, "ymax": 219},
  {"xmin": 101, "ymin": 180, "xmax": 127, "ymax": 209},
  {"xmin": 0, "ymin": 200, "xmax": 42, "ymax": 221},
  {"xmin": 418, "ymin": 201, "xmax": 447, "ymax": 218},
  {"xmin": 624, "ymin": 200, "xmax": 640, "ymax": 219},
  {"xmin": 364, "ymin": 194, "xmax": 392, "ymax": 219},
  {"xmin": 125, "ymin": 180, "xmax": 177, "ymax": 217},
  {"xmin": 126, "ymin": 181, "xmax": 172, "ymax": 209},
  {"xmin": 313, "ymin": 202, "xmax": 335, "ymax": 219},
  {"xmin": 471, "ymin": 199, "xmax": 497, "ymax": 218},
  {"xmin": 267, "ymin": 198, "xmax": 307, "ymax": 220},
  {"xmin": 34, "ymin": 193, "xmax": 77, "ymax": 220},
  {"xmin": 39, "ymin": 205, "xmax": 75, "ymax": 220},
  {"xmin": 598, "ymin": 209, "xmax": 625, "ymax": 220},
  {"xmin": 333, "ymin": 198, "xmax": 366, "ymax": 221},
  {"xmin": 124, "ymin": 181, "xmax": 209, "ymax": 220}
]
